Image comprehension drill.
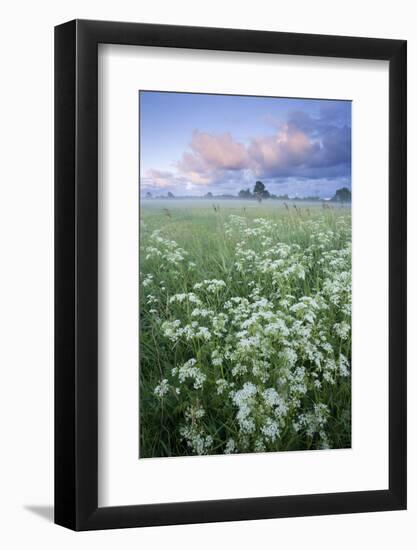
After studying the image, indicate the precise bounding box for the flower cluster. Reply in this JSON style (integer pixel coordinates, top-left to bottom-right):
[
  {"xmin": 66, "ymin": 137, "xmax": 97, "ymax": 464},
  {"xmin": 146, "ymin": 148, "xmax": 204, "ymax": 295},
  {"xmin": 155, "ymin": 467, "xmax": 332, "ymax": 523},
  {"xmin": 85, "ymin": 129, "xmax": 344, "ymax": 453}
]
[{"xmin": 140, "ymin": 208, "xmax": 351, "ymax": 457}]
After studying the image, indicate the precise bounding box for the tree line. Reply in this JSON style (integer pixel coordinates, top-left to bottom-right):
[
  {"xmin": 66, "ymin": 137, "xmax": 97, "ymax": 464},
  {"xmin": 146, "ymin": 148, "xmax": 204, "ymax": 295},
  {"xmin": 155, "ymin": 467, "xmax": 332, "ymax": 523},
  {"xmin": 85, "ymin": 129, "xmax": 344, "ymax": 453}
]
[
  {"xmin": 238, "ymin": 181, "xmax": 351, "ymax": 203},
  {"xmin": 145, "ymin": 181, "xmax": 351, "ymax": 202}
]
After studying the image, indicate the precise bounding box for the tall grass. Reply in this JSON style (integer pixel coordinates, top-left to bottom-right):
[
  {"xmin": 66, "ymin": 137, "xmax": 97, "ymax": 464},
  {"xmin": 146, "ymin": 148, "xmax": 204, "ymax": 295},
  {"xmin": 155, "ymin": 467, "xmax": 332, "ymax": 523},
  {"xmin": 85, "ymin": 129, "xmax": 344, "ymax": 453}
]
[{"xmin": 139, "ymin": 201, "xmax": 351, "ymax": 458}]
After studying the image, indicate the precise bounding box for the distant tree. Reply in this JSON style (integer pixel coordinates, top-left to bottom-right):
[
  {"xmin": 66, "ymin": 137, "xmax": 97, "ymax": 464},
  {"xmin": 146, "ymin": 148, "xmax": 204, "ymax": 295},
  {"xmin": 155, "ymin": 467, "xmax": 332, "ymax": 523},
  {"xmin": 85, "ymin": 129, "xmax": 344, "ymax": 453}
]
[
  {"xmin": 238, "ymin": 188, "xmax": 252, "ymax": 199},
  {"xmin": 167, "ymin": 191, "xmax": 175, "ymax": 199},
  {"xmin": 145, "ymin": 191, "xmax": 152, "ymax": 198},
  {"xmin": 254, "ymin": 180, "xmax": 265, "ymax": 196},
  {"xmin": 253, "ymin": 181, "xmax": 270, "ymax": 202},
  {"xmin": 204, "ymin": 192, "xmax": 213, "ymax": 199},
  {"xmin": 332, "ymin": 187, "xmax": 351, "ymax": 203}
]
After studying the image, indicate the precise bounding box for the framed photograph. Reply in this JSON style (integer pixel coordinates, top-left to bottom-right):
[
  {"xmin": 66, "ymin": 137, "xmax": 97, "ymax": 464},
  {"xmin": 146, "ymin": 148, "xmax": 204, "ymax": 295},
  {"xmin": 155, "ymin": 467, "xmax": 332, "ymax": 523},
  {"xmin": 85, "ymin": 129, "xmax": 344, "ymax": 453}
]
[{"xmin": 55, "ymin": 19, "xmax": 406, "ymax": 530}]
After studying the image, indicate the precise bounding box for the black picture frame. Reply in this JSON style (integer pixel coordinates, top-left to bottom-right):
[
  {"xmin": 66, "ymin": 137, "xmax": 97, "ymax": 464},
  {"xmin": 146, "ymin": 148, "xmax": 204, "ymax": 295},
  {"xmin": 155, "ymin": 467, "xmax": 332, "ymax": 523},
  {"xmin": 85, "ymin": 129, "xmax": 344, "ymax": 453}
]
[{"xmin": 55, "ymin": 19, "xmax": 407, "ymax": 531}]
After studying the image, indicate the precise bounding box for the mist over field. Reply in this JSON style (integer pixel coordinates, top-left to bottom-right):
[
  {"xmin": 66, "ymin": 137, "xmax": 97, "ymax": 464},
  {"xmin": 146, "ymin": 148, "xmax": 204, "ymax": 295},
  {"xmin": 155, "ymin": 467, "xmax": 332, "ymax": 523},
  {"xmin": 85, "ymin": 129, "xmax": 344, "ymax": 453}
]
[{"xmin": 140, "ymin": 198, "xmax": 349, "ymax": 210}]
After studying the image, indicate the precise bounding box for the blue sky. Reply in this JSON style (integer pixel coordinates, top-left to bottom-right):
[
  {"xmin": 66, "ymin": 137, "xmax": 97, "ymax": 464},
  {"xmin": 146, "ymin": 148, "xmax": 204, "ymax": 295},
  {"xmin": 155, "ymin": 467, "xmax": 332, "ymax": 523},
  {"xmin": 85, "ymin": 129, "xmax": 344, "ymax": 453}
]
[{"xmin": 140, "ymin": 91, "xmax": 351, "ymax": 198}]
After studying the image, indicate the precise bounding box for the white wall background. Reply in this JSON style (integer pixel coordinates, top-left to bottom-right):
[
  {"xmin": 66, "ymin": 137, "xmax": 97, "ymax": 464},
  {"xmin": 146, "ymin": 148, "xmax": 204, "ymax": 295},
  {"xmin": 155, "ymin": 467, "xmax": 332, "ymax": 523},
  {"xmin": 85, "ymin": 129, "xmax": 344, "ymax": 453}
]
[{"xmin": 0, "ymin": 1, "xmax": 414, "ymax": 548}]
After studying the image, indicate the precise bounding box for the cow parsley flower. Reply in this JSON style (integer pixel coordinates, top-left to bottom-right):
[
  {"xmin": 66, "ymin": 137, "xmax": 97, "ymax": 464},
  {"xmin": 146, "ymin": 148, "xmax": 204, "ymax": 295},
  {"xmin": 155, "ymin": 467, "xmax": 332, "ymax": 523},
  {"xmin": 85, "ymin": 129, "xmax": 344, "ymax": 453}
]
[
  {"xmin": 154, "ymin": 379, "xmax": 169, "ymax": 398},
  {"xmin": 211, "ymin": 349, "xmax": 223, "ymax": 367},
  {"xmin": 261, "ymin": 419, "xmax": 280, "ymax": 442},
  {"xmin": 334, "ymin": 321, "xmax": 350, "ymax": 340},
  {"xmin": 173, "ymin": 358, "xmax": 206, "ymax": 389},
  {"xmin": 224, "ymin": 438, "xmax": 236, "ymax": 454},
  {"xmin": 216, "ymin": 379, "xmax": 229, "ymax": 395}
]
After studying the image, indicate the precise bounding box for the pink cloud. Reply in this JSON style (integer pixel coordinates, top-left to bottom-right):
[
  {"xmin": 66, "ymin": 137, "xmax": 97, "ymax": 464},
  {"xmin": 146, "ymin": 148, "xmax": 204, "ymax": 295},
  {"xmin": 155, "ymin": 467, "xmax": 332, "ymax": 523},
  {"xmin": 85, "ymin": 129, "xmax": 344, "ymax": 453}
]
[
  {"xmin": 175, "ymin": 126, "xmax": 322, "ymax": 186},
  {"xmin": 177, "ymin": 130, "xmax": 249, "ymax": 185},
  {"xmin": 189, "ymin": 130, "xmax": 249, "ymax": 170},
  {"xmin": 249, "ymin": 124, "xmax": 320, "ymax": 176},
  {"xmin": 143, "ymin": 169, "xmax": 175, "ymax": 188}
]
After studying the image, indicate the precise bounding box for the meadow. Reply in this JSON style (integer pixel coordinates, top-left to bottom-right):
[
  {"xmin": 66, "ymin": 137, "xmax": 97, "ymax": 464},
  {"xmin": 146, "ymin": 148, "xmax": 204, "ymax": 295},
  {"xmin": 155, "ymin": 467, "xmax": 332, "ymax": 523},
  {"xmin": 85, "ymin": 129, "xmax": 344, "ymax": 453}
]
[{"xmin": 139, "ymin": 199, "xmax": 351, "ymax": 458}]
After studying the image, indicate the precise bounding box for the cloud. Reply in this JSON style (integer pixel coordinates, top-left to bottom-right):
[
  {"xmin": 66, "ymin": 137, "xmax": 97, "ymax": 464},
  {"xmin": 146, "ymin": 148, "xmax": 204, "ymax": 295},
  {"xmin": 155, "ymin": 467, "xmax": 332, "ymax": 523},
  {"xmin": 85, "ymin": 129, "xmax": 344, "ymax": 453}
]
[
  {"xmin": 142, "ymin": 169, "xmax": 176, "ymax": 188},
  {"xmin": 142, "ymin": 105, "xmax": 351, "ymax": 194},
  {"xmin": 142, "ymin": 168, "xmax": 197, "ymax": 195},
  {"xmin": 177, "ymin": 130, "xmax": 249, "ymax": 185},
  {"xmin": 248, "ymin": 123, "xmax": 321, "ymax": 177},
  {"xmin": 248, "ymin": 109, "xmax": 351, "ymax": 179}
]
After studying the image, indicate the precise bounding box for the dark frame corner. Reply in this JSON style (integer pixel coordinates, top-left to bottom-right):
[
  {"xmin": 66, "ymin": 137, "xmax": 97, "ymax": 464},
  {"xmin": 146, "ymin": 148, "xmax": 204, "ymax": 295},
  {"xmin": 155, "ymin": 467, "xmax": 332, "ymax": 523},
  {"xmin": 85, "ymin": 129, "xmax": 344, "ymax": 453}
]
[{"xmin": 55, "ymin": 19, "xmax": 406, "ymax": 531}]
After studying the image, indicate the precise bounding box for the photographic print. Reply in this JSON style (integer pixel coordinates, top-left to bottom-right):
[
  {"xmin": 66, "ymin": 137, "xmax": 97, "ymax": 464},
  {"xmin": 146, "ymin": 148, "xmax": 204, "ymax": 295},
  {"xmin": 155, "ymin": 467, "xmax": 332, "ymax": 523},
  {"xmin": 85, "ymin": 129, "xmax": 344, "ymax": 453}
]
[{"xmin": 139, "ymin": 91, "xmax": 352, "ymax": 458}]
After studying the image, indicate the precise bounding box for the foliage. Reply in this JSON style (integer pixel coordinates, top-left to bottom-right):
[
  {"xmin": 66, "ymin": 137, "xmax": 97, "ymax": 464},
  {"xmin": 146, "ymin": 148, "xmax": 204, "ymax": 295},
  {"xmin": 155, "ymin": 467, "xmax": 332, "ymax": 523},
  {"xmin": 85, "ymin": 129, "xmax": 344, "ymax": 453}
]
[
  {"xmin": 253, "ymin": 180, "xmax": 270, "ymax": 201},
  {"xmin": 238, "ymin": 188, "xmax": 253, "ymax": 199},
  {"xmin": 332, "ymin": 187, "xmax": 351, "ymax": 203}
]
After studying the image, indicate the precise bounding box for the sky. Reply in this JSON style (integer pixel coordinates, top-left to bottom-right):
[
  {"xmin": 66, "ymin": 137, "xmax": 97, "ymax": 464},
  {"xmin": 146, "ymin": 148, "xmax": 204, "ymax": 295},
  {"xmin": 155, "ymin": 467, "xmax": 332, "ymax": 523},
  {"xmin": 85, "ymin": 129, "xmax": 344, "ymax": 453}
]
[{"xmin": 139, "ymin": 91, "xmax": 351, "ymax": 198}]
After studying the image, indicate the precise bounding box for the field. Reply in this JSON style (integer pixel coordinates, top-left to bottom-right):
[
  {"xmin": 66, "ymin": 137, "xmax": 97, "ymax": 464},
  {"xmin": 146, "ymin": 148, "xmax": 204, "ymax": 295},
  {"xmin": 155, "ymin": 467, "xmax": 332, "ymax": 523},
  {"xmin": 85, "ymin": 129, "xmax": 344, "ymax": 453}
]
[{"xmin": 139, "ymin": 199, "xmax": 351, "ymax": 458}]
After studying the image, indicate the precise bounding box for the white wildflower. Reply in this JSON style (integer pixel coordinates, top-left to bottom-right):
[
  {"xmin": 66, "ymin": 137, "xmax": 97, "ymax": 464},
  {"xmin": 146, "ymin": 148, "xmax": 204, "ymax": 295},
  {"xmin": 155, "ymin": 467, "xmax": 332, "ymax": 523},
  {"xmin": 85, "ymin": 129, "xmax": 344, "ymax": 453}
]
[
  {"xmin": 224, "ymin": 439, "xmax": 236, "ymax": 454},
  {"xmin": 261, "ymin": 419, "xmax": 280, "ymax": 442},
  {"xmin": 154, "ymin": 379, "xmax": 169, "ymax": 398},
  {"xmin": 173, "ymin": 358, "xmax": 206, "ymax": 389}
]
